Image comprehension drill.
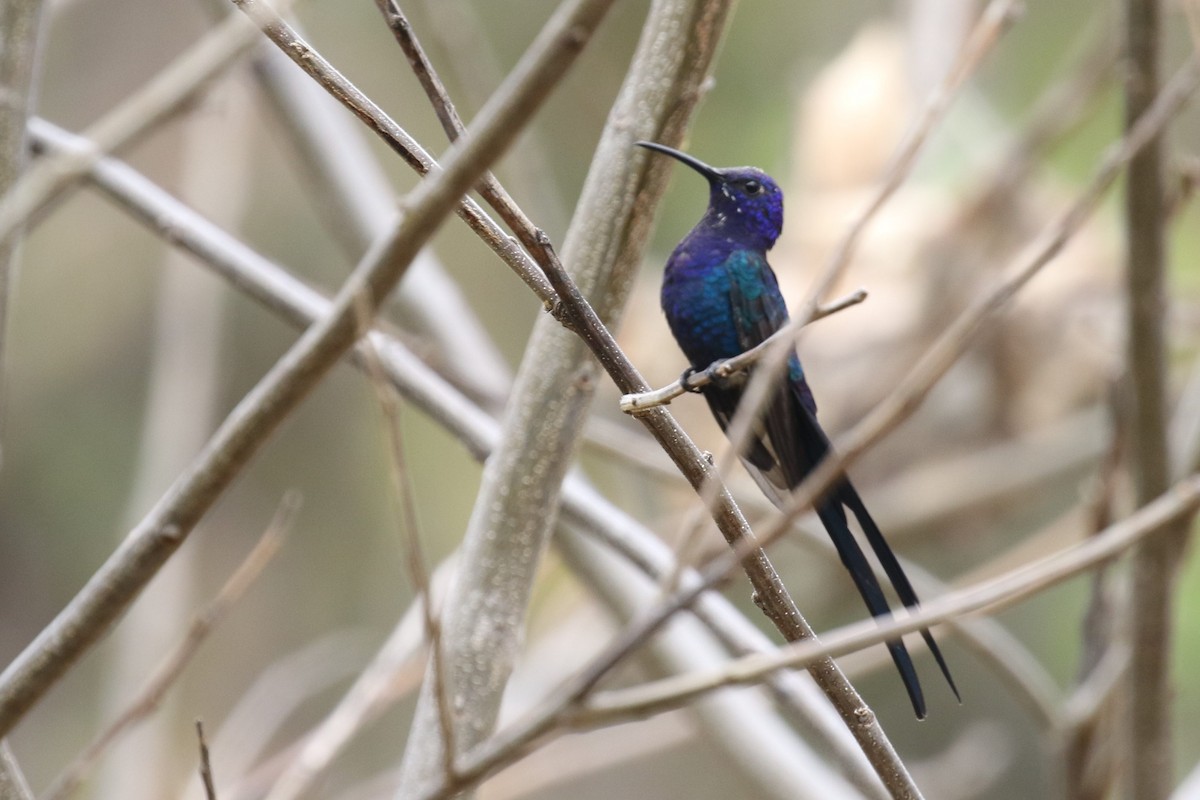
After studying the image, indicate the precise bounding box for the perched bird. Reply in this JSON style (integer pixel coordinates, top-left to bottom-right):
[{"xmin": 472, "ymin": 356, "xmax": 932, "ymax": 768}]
[{"xmin": 638, "ymin": 140, "xmax": 958, "ymax": 719}]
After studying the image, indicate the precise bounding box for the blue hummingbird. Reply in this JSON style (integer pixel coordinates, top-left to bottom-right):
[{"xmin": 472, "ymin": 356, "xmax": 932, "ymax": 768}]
[{"xmin": 638, "ymin": 141, "xmax": 958, "ymax": 719}]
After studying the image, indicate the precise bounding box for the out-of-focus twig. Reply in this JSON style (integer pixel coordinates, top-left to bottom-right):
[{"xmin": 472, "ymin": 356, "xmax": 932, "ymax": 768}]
[
  {"xmin": 0, "ymin": 8, "xmax": 274, "ymax": 249},
  {"xmin": 213, "ymin": 2, "xmax": 512, "ymax": 405},
  {"xmin": 0, "ymin": 742, "xmax": 32, "ymax": 800},
  {"xmin": 0, "ymin": 0, "xmax": 47, "ymax": 460},
  {"xmin": 351, "ymin": 302, "xmax": 458, "ymax": 781},
  {"xmin": 197, "ymin": 720, "xmax": 218, "ymax": 800},
  {"xmin": 40, "ymin": 494, "xmax": 297, "ymax": 800},
  {"xmin": 0, "ymin": 0, "xmax": 610, "ymax": 738},
  {"xmin": 1121, "ymin": 3, "xmax": 1190, "ymax": 798},
  {"xmin": 573, "ymin": 475, "xmax": 1200, "ymax": 724}
]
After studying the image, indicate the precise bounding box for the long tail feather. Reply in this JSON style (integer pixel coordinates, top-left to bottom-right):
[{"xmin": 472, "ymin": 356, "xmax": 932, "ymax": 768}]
[
  {"xmin": 815, "ymin": 502, "xmax": 927, "ymax": 719},
  {"xmin": 842, "ymin": 484, "xmax": 961, "ymax": 703}
]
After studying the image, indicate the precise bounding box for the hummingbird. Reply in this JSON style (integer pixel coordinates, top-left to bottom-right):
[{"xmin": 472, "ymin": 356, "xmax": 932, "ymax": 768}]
[{"xmin": 638, "ymin": 140, "xmax": 958, "ymax": 719}]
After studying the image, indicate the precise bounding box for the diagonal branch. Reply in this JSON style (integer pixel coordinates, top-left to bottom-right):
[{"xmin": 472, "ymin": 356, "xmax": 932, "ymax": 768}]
[
  {"xmin": 40, "ymin": 495, "xmax": 297, "ymax": 800},
  {"xmin": 26, "ymin": 121, "xmax": 888, "ymax": 800},
  {"xmin": 0, "ymin": 0, "xmax": 614, "ymax": 738},
  {"xmin": 573, "ymin": 474, "xmax": 1200, "ymax": 724},
  {"xmin": 0, "ymin": 8, "xmax": 274, "ymax": 249}
]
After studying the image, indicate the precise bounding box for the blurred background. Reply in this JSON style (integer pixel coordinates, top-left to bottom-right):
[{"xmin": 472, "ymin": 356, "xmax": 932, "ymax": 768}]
[{"xmin": 3, "ymin": 0, "xmax": 1200, "ymax": 798}]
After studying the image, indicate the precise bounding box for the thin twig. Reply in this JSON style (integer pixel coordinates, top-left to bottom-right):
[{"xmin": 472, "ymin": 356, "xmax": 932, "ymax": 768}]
[
  {"xmin": 0, "ymin": 741, "xmax": 32, "ymax": 800},
  {"xmin": 197, "ymin": 720, "xmax": 218, "ymax": 800},
  {"xmin": 619, "ymin": 288, "xmax": 868, "ymax": 412},
  {"xmin": 0, "ymin": 0, "xmax": 47, "ymax": 461},
  {"xmin": 0, "ymin": 8, "xmax": 275, "ymax": 250},
  {"xmin": 374, "ymin": 0, "xmax": 465, "ymax": 144},
  {"xmin": 351, "ymin": 298, "xmax": 458, "ymax": 783},
  {"xmin": 0, "ymin": 0, "xmax": 612, "ymax": 737},
  {"xmin": 214, "ymin": 0, "xmax": 556, "ymax": 306},
  {"xmin": 40, "ymin": 493, "xmax": 298, "ymax": 800}
]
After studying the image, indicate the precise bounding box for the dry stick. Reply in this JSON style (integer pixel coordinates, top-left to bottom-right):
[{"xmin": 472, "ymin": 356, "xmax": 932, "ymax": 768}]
[
  {"xmin": 0, "ymin": 742, "xmax": 33, "ymax": 800},
  {"xmin": 351, "ymin": 309, "xmax": 458, "ymax": 782},
  {"xmin": 373, "ymin": 0, "xmax": 568, "ymax": 266},
  {"xmin": 1063, "ymin": 390, "xmax": 1125, "ymax": 800},
  {"xmin": 0, "ymin": 0, "xmax": 47, "ymax": 455},
  {"xmin": 620, "ymin": 0, "xmax": 1023, "ymax": 413},
  {"xmin": 217, "ymin": 1, "xmax": 555, "ymax": 306},
  {"xmin": 574, "ymin": 474, "xmax": 1200, "ymax": 724},
  {"xmin": 197, "ymin": 720, "xmax": 218, "ymax": 800},
  {"xmin": 0, "ymin": 0, "xmax": 614, "ymax": 738},
  {"xmin": 0, "ymin": 8, "xmax": 276, "ymax": 250},
  {"xmin": 376, "ymin": 5, "xmax": 922, "ymax": 798},
  {"xmin": 1122, "ymin": 2, "xmax": 1187, "ymax": 798},
  {"xmin": 40, "ymin": 493, "xmax": 298, "ymax": 800},
  {"xmin": 230, "ymin": 6, "xmax": 514, "ymax": 405},
  {"xmin": 24, "ymin": 126, "xmax": 886, "ymax": 800}
]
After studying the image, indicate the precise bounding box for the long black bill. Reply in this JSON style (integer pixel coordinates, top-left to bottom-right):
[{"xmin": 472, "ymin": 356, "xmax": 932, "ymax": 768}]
[{"xmin": 635, "ymin": 140, "xmax": 721, "ymax": 181}]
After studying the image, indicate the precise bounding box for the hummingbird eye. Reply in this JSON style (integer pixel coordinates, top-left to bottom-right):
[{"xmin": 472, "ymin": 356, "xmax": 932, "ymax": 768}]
[{"xmin": 743, "ymin": 179, "xmax": 763, "ymax": 195}]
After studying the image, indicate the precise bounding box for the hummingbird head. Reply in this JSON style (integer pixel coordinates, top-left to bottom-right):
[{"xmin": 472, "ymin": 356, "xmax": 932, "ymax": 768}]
[{"xmin": 637, "ymin": 141, "xmax": 784, "ymax": 251}]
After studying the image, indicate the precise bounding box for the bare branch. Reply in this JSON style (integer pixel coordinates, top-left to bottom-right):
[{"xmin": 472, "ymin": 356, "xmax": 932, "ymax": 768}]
[
  {"xmin": 571, "ymin": 475, "xmax": 1200, "ymax": 725},
  {"xmin": 1121, "ymin": 4, "xmax": 1191, "ymax": 797},
  {"xmin": 0, "ymin": 8, "xmax": 272, "ymax": 249},
  {"xmin": 232, "ymin": 9, "xmax": 512, "ymax": 403},
  {"xmin": 0, "ymin": 0, "xmax": 611, "ymax": 737},
  {"xmin": 619, "ymin": 288, "xmax": 868, "ymax": 413},
  {"xmin": 804, "ymin": 0, "xmax": 1024, "ymax": 312},
  {"xmin": 40, "ymin": 494, "xmax": 297, "ymax": 800},
  {"xmin": 216, "ymin": 0, "xmax": 556, "ymax": 306},
  {"xmin": 0, "ymin": 0, "xmax": 47, "ymax": 458},
  {"xmin": 29, "ymin": 125, "xmax": 884, "ymax": 800},
  {"xmin": 0, "ymin": 742, "xmax": 32, "ymax": 800},
  {"xmin": 196, "ymin": 720, "xmax": 218, "ymax": 800}
]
